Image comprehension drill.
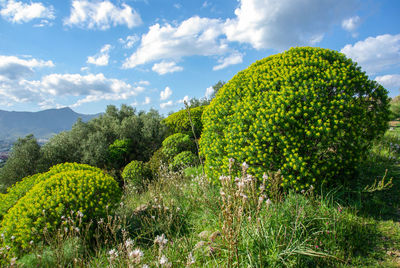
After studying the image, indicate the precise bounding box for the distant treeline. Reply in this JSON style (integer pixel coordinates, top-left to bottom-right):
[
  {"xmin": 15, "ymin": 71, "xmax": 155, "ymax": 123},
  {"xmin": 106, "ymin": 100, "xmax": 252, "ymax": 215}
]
[{"xmin": 0, "ymin": 105, "xmax": 167, "ymax": 191}]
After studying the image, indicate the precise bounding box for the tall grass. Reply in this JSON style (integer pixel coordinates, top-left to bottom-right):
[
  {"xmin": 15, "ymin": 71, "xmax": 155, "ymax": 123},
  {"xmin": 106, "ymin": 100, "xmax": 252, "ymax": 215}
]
[{"xmin": 5, "ymin": 129, "xmax": 400, "ymax": 267}]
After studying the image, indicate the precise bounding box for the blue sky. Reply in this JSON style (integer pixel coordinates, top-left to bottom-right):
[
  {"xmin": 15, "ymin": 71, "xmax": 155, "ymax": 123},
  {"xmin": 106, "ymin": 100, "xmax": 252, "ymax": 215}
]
[{"xmin": 0, "ymin": 0, "xmax": 399, "ymax": 115}]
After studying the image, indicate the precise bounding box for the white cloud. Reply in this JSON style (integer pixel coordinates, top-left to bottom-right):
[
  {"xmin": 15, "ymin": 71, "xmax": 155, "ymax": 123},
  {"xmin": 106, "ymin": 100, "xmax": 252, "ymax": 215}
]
[
  {"xmin": 122, "ymin": 16, "xmax": 229, "ymax": 68},
  {"xmin": 213, "ymin": 52, "xmax": 243, "ymax": 70},
  {"xmin": 224, "ymin": 0, "xmax": 358, "ymax": 50},
  {"xmin": 152, "ymin": 61, "xmax": 183, "ymax": 75},
  {"xmin": 64, "ymin": 0, "xmax": 142, "ymax": 30},
  {"xmin": 87, "ymin": 44, "xmax": 112, "ymax": 66},
  {"xmin": 119, "ymin": 35, "xmax": 139, "ymax": 49},
  {"xmin": 0, "ymin": 0, "xmax": 55, "ymax": 23},
  {"xmin": 341, "ymin": 15, "xmax": 360, "ymax": 32},
  {"xmin": 160, "ymin": 86, "xmax": 172, "ymax": 100},
  {"xmin": 143, "ymin": 96, "xmax": 151, "ymax": 105},
  {"xmin": 0, "ymin": 72, "xmax": 144, "ymax": 108},
  {"xmin": 0, "ymin": 55, "xmax": 54, "ymax": 80},
  {"xmin": 205, "ymin": 86, "xmax": 214, "ymax": 98},
  {"xmin": 177, "ymin": 95, "xmax": 190, "ymax": 104},
  {"xmin": 174, "ymin": 3, "xmax": 182, "ymax": 9},
  {"xmin": 160, "ymin": 100, "xmax": 173, "ymax": 109},
  {"xmin": 341, "ymin": 34, "xmax": 400, "ymax": 74},
  {"xmin": 138, "ymin": 80, "xmax": 150, "ymax": 86},
  {"xmin": 375, "ymin": 74, "xmax": 400, "ymax": 91}
]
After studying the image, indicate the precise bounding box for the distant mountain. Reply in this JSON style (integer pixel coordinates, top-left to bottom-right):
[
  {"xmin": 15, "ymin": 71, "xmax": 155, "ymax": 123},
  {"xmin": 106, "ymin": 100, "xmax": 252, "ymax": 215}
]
[{"xmin": 0, "ymin": 107, "xmax": 100, "ymax": 142}]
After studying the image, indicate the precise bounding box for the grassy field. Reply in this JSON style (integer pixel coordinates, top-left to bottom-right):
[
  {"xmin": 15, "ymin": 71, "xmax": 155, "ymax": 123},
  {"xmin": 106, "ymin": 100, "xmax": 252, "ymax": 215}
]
[{"xmin": 4, "ymin": 127, "xmax": 400, "ymax": 267}]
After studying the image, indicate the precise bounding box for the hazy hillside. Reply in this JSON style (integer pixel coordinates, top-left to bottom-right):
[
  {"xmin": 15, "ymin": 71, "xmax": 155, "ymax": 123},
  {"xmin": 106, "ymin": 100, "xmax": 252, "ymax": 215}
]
[{"xmin": 0, "ymin": 107, "xmax": 99, "ymax": 142}]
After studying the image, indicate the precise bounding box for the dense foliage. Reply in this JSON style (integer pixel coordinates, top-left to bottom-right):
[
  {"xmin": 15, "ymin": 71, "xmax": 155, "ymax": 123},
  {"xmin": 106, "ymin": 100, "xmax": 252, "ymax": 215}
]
[
  {"xmin": 162, "ymin": 133, "xmax": 195, "ymax": 161},
  {"xmin": 162, "ymin": 106, "xmax": 205, "ymax": 138},
  {"xmin": 200, "ymin": 47, "xmax": 390, "ymax": 189},
  {"xmin": 121, "ymin": 160, "xmax": 152, "ymax": 191},
  {"xmin": 0, "ymin": 135, "xmax": 41, "ymax": 191},
  {"xmin": 169, "ymin": 151, "xmax": 198, "ymax": 171},
  {"xmin": 0, "ymin": 163, "xmax": 121, "ymax": 256}
]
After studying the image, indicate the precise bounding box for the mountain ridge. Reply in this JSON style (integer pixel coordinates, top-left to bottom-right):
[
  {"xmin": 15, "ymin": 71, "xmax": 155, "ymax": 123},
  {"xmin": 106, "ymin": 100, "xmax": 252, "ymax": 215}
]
[{"xmin": 0, "ymin": 107, "xmax": 100, "ymax": 142}]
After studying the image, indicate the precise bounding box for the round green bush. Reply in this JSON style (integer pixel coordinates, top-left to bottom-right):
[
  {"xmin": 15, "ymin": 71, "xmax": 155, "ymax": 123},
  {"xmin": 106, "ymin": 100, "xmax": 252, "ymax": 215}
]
[
  {"xmin": 0, "ymin": 163, "xmax": 103, "ymax": 221},
  {"xmin": 169, "ymin": 151, "xmax": 198, "ymax": 171},
  {"xmin": 200, "ymin": 47, "xmax": 390, "ymax": 190},
  {"xmin": 162, "ymin": 106, "xmax": 205, "ymax": 138},
  {"xmin": 162, "ymin": 133, "xmax": 195, "ymax": 160},
  {"xmin": 147, "ymin": 147, "xmax": 168, "ymax": 177},
  {"xmin": 122, "ymin": 160, "xmax": 152, "ymax": 190},
  {"xmin": 0, "ymin": 167, "xmax": 121, "ymax": 255}
]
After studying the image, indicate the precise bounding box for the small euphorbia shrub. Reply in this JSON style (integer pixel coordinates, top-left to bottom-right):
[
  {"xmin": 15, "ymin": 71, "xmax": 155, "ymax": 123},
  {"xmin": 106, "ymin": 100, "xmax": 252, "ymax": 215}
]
[
  {"xmin": 169, "ymin": 151, "xmax": 198, "ymax": 171},
  {"xmin": 162, "ymin": 133, "xmax": 195, "ymax": 160},
  {"xmin": 200, "ymin": 47, "xmax": 390, "ymax": 189},
  {"xmin": 0, "ymin": 166, "xmax": 121, "ymax": 256},
  {"xmin": 122, "ymin": 160, "xmax": 152, "ymax": 191},
  {"xmin": 0, "ymin": 163, "xmax": 102, "ymax": 220}
]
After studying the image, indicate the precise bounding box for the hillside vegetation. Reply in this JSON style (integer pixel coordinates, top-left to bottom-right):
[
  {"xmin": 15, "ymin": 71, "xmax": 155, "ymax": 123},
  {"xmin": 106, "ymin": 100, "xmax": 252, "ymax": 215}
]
[{"xmin": 0, "ymin": 47, "xmax": 399, "ymax": 267}]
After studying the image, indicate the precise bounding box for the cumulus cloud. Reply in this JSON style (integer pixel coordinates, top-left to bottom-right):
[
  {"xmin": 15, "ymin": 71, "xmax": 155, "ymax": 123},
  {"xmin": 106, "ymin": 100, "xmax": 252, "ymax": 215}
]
[
  {"xmin": 224, "ymin": 0, "xmax": 358, "ymax": 50},
  {"xmin": 177, "ymin": 95, "xmax": 190, "ymax": 104},
  {"xmin": 0, "ymin": 55, "xmax": 54, "ymax": 80},
  {"xmin": 213, "ymin": 51, "xmax": 243, "ymax": 70},
  {"xmin": 0, "ymin": 72, "xmax": 144, "ymax": 108},
  {"xmin": 122, "ymin": 16, "xmax": 228, "ymax": 68},
  {"xmin": 205, "ymin": 86, "xmax": 214, "ymax": 98},
  {"xmin": 143, "ymin": 96, "xmax": 151, "ymax": 105},
  {"xmin": 119, "ymin": 35, "xmax": 139, "ymax": 49},
  {"xmin": 0, "ymin": 0, "xmax": 55, "ymax": 23},
  {"xmin": 160, "ymin": 86, "xmax": 172, "ymax": 100},
  {"xmin": 64, "ymin": 0, "xmax": 142, "ymax": 30},
  {"xmin": 160, "ymin": 100, "xmax": 173, "ymax": 109},
  {"xmin": 152, "ymin": 61, "xmax": 183, "ymax": 75},
  {"xmin": 87, "ymin": 44, "xmax": 112, "ymax": 66},
  {"xmin": 341, "ymin": 34, "xmax": 400, "ymax": 74},
  {"xmin": 375, "ymin": 74, "xmax": 400, "ymax": 91},
  {"xmin": 342, "ymin": 15, "xmax": 361, "ymax": 33}
]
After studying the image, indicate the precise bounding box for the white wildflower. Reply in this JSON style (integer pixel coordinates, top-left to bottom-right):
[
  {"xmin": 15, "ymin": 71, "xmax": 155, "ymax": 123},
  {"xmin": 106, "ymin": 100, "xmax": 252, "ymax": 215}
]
[
  {"xmin": 187, "ymin": 252, "xmax": 195, "ymax": 265},
  {"xmin": 154, "ymin": 234, "xmax": 168, "ymax": 246},
  {"xmin": 129, "ymin": 248, "xmax": 144, "ymax": 259},
  {"xmin": 77, "ymin": 211, "xmax": 84, "ymax": 218},
  {"xmin": 125, "ymin": 238, "xmax": 134, "ymax": 248},
  {"xmin": 266, "ymin": 198, "xmax": 272, "ymax": 205},
  {"xmin": 242, "ymin": 162, "xmax": 249, "ymax": 170},
  {"xmin": 159, "ymin": 255, "xmax": 168, "ymax": 265}
]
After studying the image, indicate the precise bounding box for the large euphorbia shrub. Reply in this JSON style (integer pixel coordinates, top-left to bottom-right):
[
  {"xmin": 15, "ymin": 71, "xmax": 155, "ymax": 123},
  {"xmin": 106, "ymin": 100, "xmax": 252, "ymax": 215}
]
[{"xmin": 200, "ymin": 47, "xmax": 390, "ymax": 190}]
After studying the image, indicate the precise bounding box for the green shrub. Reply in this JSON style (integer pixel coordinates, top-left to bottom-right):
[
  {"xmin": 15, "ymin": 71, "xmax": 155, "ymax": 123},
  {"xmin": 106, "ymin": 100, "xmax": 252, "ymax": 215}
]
[
  {"xmin": 0, "ymin": 167, "xmax": 121, "ymax": 256},
  {"xmin": 0, "ymin": 163, "xmax": 102, "ymax": 221},
  {"xmin": 147, "ymin": 147, "xmax": 168, "ymax": 177},
  {"xmin": 200, "ymin": 47, "xmax": 390, "ymax": 189},
  {"xmin": 121, "ymin": 160, "xmax": 152, "ymax": 191},
  {"xmin": 170, "ymin": 151, "xmax": 198, "ymax": 171},
  {"xmin": 162, "ymin": 133, "xmax": 195, "ymax": 161},
  {"xmin": 162, "ymin": 106, "xmax": 205, "ymax": 138}
]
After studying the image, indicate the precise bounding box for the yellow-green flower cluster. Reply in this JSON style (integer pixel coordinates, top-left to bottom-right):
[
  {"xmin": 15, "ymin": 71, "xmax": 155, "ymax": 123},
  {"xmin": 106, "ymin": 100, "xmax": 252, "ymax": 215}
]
[
  {"xmin": 200, "ymin": 47, "xmax": 390, "ymax": 190},
  {"xmin": 0, "ymin": 163, "xmax": 121, "ymax": 255}
]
